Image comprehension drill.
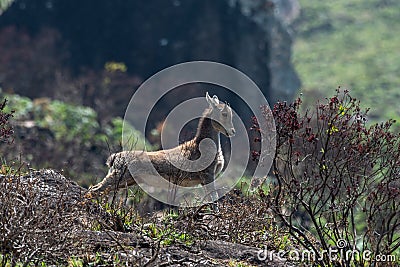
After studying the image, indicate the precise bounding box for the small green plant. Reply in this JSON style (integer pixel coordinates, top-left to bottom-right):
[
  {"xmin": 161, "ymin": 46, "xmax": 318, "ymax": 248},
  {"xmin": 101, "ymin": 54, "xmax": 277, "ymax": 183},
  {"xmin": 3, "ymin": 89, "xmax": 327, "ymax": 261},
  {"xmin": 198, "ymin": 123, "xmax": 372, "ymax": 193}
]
[
  {"xmin": 160, "ymin": 231, "xmax": 194, "ymax": 246},
  {"xmin": 68, "ymin": 257, "xmax": 84, "ymax": 267},
  {"xmin": 142, "ymin": 213, "xmax": 194, "ymax": 247},
  {"xmin": 1, "ymin": 94, "xmax": 31, "ymax": 118},
  {"xmin": 0, "ymin": 98, "xmax": 14, "ymax": 144},
  {"xmin": 228, "ymin": 259, "xmax": 256, "ymax": 267},
  {"xmin": 35, "ymin": 100, "xmax": 99, "ymax": 143},
  {"xmin": 94, "ymin": 195, "xmax": 140, "ymax": 233},
  {"xmin": 104, "ymin": 61, "xmax": 127, "ymax": 73},
  {"xmin": 104, "ymin": 117, "xmax": 150, "ymax": 150}
]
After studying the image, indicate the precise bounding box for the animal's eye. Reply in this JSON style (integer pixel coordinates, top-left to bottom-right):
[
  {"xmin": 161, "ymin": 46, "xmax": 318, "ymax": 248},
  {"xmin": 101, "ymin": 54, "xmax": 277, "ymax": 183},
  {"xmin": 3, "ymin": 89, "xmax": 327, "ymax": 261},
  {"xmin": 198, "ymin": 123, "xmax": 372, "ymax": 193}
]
[{"xmin": 222, "ymin": 113, "xmax": 228, "ymax": 117}]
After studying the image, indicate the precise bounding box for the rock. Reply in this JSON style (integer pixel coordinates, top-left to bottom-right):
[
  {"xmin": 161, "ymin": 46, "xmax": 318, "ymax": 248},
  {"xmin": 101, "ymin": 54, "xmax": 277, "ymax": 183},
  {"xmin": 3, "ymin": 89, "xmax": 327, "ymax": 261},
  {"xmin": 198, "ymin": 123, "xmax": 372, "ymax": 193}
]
[
  {"xmin": 229, "ymin": 0, "xmax": 301, "ymax": 104},
  {"xmin": 0, "ymin": 168, "xmax": 301, "ymax": 266},
  {"xmin": 271, "ymin": 0, "xmax": 301, "ymax": 25}
]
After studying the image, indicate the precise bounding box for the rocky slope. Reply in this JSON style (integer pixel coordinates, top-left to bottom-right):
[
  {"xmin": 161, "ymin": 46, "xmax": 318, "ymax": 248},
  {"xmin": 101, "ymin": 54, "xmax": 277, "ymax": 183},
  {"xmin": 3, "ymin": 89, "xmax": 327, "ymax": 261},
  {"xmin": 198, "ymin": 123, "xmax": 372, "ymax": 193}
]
[{"xmin": 0, "ymin": 169, "xmax": 296, "ymax": 266}]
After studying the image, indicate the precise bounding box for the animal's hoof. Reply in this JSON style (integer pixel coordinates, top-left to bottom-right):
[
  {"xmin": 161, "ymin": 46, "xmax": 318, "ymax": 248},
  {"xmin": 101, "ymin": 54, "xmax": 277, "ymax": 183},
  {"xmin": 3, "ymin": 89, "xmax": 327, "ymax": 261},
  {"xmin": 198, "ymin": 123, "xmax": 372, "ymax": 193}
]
[
  {"xmin": 84, "ymin": 189, "xmax": 97, "ymax": 199},
  {"xmin": 85, "ymin": 185, "xmax": 100, "ymax": 198},
  {"xmin": 211, "ymin": 203, "xmax": 220, "ymax": 212}
]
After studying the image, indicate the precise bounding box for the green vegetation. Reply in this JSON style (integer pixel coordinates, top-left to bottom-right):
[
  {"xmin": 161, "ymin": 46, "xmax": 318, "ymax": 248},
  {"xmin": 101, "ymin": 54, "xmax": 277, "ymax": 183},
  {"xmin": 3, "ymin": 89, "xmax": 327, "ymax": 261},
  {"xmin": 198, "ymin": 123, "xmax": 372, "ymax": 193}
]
[
  {"xmin": 144, "ymin": 222, "xmax": 194, "ymax": 246},
  {"xmin": 0, "ymin": 92, "xmax": 151, "ymax": 186},
  {"xmin": 227, "ymin": 260, "xmax": 256, "ymax": 267},
  {"xmin": 0, "ymin": 0, "xmax": 13, "ymax": 14},
  {"xmin": 2, "ymin": 93, "xmax": 147, "ymax": 147},
  {"xmin": 293, "ymin": 0, "xmax": 400, "ymax": 123},
  {"xmin": 104, "ymin": 61, "xmax": 127, "ymax": 73}
]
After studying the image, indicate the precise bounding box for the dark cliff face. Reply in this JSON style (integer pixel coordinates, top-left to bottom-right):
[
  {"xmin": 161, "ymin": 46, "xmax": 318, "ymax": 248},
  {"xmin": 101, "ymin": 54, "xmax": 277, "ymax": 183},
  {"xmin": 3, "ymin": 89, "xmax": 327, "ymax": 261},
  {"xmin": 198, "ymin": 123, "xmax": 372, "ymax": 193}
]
[
  {"xmin": 0, "ymin": 0, "xmax": 301, "ymax": 144},
  {"xmin": 0, "ymin": 0, "xmax": 300, "ymax": 103}
]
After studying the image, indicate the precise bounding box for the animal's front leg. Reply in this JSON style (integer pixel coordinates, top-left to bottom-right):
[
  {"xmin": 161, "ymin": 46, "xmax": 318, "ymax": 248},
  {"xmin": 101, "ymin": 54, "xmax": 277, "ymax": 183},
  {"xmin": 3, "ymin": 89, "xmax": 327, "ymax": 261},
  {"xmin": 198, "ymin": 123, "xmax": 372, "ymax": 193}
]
[
  {"xmin": 210, "ymin": 183, "xmax": 220, "ymax": 212},
  {"xmin": 209, "ymin": 181, "xmax": 219, "ymax": 202}
]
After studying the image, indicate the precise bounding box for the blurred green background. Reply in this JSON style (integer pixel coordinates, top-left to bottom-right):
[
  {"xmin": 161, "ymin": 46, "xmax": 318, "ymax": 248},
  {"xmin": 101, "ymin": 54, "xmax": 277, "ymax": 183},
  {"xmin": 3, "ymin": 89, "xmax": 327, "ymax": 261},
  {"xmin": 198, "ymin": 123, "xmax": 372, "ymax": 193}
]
[{"xmin": 293, "ymin": 0, "xmax": 400, "ymax": 124}]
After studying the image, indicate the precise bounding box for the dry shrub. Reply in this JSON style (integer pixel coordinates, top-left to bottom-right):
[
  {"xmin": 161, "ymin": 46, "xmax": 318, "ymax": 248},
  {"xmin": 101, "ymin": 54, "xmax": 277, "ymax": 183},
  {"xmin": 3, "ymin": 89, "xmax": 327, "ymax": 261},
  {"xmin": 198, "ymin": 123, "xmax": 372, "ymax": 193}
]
[
  {"xmin": 252, "ymin": 89, "xmax": 400, "ymax": 266},
  {"xmin": 0, "ymin": 169, "xmax": 120, "ymax": 265},
  {"xmin": 173, "ymin": 188, "xmax": 297, "ymax": 252}
]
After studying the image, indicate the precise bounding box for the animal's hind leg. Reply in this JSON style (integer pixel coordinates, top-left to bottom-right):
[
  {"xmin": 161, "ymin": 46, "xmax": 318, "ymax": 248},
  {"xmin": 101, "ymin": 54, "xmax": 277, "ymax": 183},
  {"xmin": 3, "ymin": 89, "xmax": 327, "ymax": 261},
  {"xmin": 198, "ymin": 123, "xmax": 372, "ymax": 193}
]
[{"xmin": 203, "ymin": 173, "xmax": 220, "ymax": 211}]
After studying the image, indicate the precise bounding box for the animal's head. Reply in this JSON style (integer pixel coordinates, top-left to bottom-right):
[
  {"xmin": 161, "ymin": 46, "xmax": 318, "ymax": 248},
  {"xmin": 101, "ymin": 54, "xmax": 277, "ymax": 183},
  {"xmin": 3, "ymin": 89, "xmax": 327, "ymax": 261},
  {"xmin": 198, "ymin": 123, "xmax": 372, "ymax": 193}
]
[{"xmin": 206, "ymin": 92, "xmax": 235, "ymax": 137}]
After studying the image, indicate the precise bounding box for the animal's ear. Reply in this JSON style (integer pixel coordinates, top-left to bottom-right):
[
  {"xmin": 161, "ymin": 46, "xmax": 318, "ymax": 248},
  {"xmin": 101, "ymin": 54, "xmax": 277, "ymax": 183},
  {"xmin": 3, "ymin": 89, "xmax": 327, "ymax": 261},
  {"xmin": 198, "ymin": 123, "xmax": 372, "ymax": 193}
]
[
  {"xmin": 222, "ymin": 103, "xmax": 228, "ymax": 112},
  {"xmin": 206, "ymin": 92, "xmax": 219, "ymax": 108},
  {"xmin": 206, "ymin": 92, "xmax": 212, "ymax": 103},
  {"xmin": 212, "ymin": 95, "xmax": 219, "ymax": 104}
]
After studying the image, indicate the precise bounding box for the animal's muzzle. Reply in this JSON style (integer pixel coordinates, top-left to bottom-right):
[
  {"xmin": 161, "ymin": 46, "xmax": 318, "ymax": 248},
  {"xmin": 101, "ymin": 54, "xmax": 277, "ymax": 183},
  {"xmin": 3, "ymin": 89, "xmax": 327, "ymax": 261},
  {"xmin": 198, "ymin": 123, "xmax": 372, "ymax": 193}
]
[{"xmin": 227, "ymin": 128, "xmax": 236, "ymax": 137}]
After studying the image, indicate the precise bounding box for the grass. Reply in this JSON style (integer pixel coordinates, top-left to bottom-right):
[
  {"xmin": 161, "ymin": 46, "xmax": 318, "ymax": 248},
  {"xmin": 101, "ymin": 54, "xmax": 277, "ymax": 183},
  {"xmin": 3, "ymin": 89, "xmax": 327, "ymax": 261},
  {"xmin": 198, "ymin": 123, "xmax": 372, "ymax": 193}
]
[{"xmin": 293, "ymin": 0, "xmax": 400, "ymax": 124}]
